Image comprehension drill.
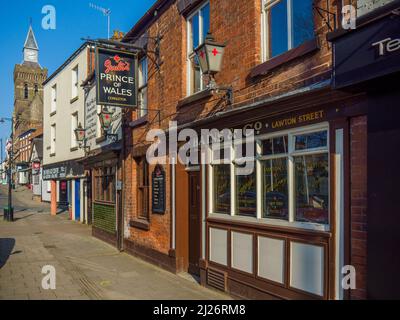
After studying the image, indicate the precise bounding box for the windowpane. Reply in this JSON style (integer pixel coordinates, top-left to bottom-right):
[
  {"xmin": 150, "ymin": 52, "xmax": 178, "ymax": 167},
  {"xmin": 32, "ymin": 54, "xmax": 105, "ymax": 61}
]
[
  {"xmin": 270, "ymin": 0, "xmax": 288, "ymax": 58},
  {"xmin": 236, "ymin": 166, "xmax": 257, "ymax": 217},
  {"xmin": 262, "ymin": 158, "xmax": 288, "ymax": 220},
  {"xmin": 213, "ymin": 165, "xmax": 231, "ymax": 214},
  {"xmin": 192, "ymin": 55, "xmax": 202, "ymax": 93},
  {"xmin": 295, "ymin": 131, "xmax": 327, "ymax": 151},
  {"xmin": 292, "ymin": 0, "xmax": 314, "ymax": 48},
  {"xmin": 201, "ymin": 3, "xmax": 210, "ymax": 41},
  {"xmin": 191, "ymin": 13, "xmax": 200, "ymax": 51},
  {"xmin": 262, "ymin": 136, "xmax": 288, "ymax": 156},
  {"xmin": 294, "ymin": 154, "xmax": 329, "ymax": 224}
]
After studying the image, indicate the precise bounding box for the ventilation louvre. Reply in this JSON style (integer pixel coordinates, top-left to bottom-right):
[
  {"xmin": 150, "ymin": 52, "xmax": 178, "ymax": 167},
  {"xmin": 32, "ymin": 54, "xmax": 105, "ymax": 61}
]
[{"xmin": 207, "ymin": 268, "xmax": 227, "ymax": 292}]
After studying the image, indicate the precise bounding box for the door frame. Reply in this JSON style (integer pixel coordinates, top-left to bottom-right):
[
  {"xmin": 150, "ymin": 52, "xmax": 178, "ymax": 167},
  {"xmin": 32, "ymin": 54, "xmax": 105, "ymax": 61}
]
[{"xmin": 188, "ymin": 169, "xmax": 201, "ymax": 276}]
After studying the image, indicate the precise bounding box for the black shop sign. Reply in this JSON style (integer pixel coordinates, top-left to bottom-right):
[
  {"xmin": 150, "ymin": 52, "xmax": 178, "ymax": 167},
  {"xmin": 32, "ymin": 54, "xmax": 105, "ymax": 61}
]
[
  {"xmin": 96, "ymin": 47, "xmax": 138, "ymax": 108},
  {"xmin": 152, "ymin": 165, "xmax": 166, "ymax": 214}
]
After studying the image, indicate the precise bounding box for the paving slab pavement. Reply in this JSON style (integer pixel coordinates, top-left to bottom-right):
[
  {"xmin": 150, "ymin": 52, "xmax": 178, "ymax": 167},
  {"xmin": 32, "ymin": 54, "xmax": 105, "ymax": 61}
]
[{"xmin": 0, "ymin": 186, "xmax": 230, "ymax": 300}]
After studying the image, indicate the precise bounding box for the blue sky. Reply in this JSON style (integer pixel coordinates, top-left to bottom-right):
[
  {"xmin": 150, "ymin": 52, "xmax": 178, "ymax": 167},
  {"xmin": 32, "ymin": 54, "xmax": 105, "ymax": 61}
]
[{"xmin": 0, "ymin": 0, "xmax": 155, "ymax": 150}]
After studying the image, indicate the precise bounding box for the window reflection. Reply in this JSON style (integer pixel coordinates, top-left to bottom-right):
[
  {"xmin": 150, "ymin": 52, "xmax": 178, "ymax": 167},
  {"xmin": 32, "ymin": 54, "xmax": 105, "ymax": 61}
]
[
  {"xmin": 294, "ymin": 154, "xmax": 329, "ymax": 224},
  {"xmin": 262, "ymin": 158, "xmax": 288, "ymax": 220},
  {"xmin": 236, "ymin": 165, "xmax": 257, "ymax": 217},
  {"xmin": 295, "ymin": 131, "xmax": 327, "ymax": 150},
  {"xmin": 213, "ymin": 165, "xmax": 231, "ymax": 214},
  {"xmin": 262, "ymin": 136, "xmax": 288, "ymax": 156}
]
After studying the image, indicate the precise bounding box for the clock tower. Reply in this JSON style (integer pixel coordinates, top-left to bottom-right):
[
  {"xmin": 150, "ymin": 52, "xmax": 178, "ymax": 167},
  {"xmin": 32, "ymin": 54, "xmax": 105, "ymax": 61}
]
[
  {"xmin": 13, "ymin": 24, "xmax": 48, "ymax": 141},
  {"xmin": 23, "ymin": 25, "xmax": 39, "ymax": 64}
]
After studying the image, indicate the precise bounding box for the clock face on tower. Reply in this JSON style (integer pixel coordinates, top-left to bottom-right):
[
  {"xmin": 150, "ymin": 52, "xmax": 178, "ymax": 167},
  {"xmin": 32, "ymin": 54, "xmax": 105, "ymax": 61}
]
[{"xmin": 24, "ymin": 49, "xmax": 38, "ymax": 63}]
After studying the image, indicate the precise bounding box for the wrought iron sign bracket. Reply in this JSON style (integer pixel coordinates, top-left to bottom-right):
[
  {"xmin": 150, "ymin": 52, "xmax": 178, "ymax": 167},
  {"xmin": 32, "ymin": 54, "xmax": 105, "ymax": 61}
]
[{"xmin": 313, "ymin": 2, "xmax": 337, "ymax": 32}]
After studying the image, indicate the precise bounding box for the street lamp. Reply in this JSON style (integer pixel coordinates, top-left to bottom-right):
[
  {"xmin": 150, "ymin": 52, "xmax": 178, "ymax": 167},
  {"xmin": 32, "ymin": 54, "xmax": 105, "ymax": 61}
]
[
  {"xmin": 98, "ymin": 107, "xmax": 118, "ymax": 143},
  {"xmin": 194, "ymin": 32, "xmax": 233, "ymax": 105},
  {"xmin": 0, "ymin": 117, "xmax": 14, "ymax": 222}
]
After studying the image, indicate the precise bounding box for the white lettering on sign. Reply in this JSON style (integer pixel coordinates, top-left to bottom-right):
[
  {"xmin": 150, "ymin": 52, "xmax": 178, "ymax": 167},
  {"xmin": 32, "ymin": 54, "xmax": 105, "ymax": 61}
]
[{"xmin": 372, "ymin": 37, "xmax": 400, "ymax": 56}]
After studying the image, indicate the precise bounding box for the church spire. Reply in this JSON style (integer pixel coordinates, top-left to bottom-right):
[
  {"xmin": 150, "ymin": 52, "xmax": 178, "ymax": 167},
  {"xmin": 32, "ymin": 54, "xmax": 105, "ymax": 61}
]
[{"xmin": 23, "ymin": 23, "xmax": 39, "ymax": 64}]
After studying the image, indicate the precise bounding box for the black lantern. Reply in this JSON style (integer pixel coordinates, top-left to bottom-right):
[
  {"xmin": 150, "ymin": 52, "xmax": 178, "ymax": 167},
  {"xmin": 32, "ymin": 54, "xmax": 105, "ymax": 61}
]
[
  {"xmin": 74, "ymin": 123, "xmax": 86, "ymax": 143},
  {"xmin": 194, "ymin": 32, "xmax": 226, "ymax": 75},
  {"xmin": 98, "ymin": 107, "xmax": 114, "ymax": 132}
]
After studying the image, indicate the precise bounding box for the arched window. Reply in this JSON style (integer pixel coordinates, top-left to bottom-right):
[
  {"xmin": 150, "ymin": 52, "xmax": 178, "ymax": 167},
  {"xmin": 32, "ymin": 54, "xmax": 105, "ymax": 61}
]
[{"xmin": 24, "ymin": 83, "xmax": 29, "ymax": 99}]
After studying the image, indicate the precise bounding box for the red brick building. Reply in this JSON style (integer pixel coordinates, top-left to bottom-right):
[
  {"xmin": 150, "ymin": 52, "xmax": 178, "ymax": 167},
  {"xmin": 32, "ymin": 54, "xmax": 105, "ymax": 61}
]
[{"xmin": 113, "ymin": 0, "xmax": 391, "ymax": 299}]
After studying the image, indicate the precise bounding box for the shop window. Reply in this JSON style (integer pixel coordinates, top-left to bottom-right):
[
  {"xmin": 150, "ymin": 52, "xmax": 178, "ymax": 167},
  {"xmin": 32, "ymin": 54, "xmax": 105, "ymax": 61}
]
[
  {"xmin": 136, "ymin": 157, "xmax": 149, "ymax": 220},
  {"xmin": 187, "ymin": 2, "xmax": 210, "ymax": 96},
  {"xmin": 138, "ymin": 57, "xmax": 148, "ymax": 118},
  {"xmin": 208, "ymin": 125, "xmax": 330, "ymax": 230},
  {"xmin": 94, "ymin": 167, "xmax": 116, "ymax": 203},
  {"xmin": 262, "ymin": 157, "xmax": 289, "ymax": 220},
  {"xmin": 236, "ymin": 163, "xmax": 257, "ymax": 217},
  {"xmin": 213, "ymin": 164, "xmax": 231, "ymax": 214},
  {"xmin": 261, "ymin": 0, "xmax": 315, "ymax": 61},
  {"xmin": 294, "ymin": 153, "xmax": 329, "ymax": 224}
]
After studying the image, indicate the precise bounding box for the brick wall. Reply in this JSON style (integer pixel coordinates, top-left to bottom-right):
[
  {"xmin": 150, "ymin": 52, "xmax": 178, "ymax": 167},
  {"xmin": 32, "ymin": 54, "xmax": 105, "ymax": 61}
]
[
  {"xmin": 123, "ymin": 0, "xmax": 339, "ymax": 266},
  {"xmin": 93, "ymin": 203, "xmax": 116, "ymax": 234},
  {"xmin": 350, "ymin": 115, "xmax": 368, "ymax": 299}
]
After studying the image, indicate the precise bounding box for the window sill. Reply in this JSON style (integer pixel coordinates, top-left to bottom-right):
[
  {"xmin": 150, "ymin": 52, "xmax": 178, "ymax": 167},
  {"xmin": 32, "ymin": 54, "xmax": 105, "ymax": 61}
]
[
  {"xmin": 70, "ymin": 96, "xmax": 79, "ymax": 104},
  {"xmin": 70, "ymin": 146, "xmax": 79, "ymax": 152},
  {"xmin": 177, "ymin": 89, "xmax": 213, "ymax": 109},
  {"xmin": 129, "ymin": 115, "xmax": 148, "ymax": 128},
  {"xmin": 250, "ymin": 38, "xmax": 320, "ymax": 78},
  {"xmin": 208, "ymin": 213, "xmax": 330, "ymax": 234},
  {"xmin": 130, "ymin": 218, "xmax": 150, "ymax": 231},
  {"xmin": 50, "ymin": 111, "xmax": 56, "ymax": 117}
]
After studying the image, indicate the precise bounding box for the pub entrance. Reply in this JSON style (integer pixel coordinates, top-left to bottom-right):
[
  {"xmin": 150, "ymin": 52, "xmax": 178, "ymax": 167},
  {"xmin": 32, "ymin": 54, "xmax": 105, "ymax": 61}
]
[{"xmin": 188, "ymin": 170, "xmax": 201, "ymax": 277}]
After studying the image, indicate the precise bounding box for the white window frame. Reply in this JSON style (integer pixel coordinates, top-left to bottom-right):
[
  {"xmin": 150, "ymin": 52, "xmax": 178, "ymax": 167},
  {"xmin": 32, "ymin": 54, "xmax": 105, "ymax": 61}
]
[
  {"xmin": 71, "ymin": 113, "xmax": 78, "ymax": 148},
  {"xmin": 138, "ymin": 57, "xmax": 148, "ymax": 118},
  {"xmin": 261, "ymin": 0, "xmax": 315, "ymax": 62},
  {"xmin": 208, "ymin": 123, "xmax": 330, "ymax": 232},
  {"xmin": 51, "ymin": 84, "xmax": 57, "ymax": 113},
  {"xmin": 72, "ymin": 65, "xmax": 79, "ymax": 99},
  {"xmin": 50, "ymin": 124, "xmax": 56, "ymax": 155},
  {"xmin": 186, "ymin": 1, "xmax": 210, "ymax": 96}
]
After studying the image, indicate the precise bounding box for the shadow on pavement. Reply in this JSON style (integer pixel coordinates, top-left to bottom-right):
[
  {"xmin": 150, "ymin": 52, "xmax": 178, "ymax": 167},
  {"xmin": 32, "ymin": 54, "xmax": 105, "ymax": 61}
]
[
  {"xmin": 13, "ymin": 214, "xmax": 36, "ymax": 221},
  {"xmin": 0, "ymin": 238, "xmax": 16, "ymax": 269}
]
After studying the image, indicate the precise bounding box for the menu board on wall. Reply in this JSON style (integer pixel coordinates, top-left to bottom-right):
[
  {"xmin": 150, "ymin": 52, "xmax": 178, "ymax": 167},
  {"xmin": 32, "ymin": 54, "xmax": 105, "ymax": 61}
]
[{"xmin": 152, "ymin": 165, "xmax": 166, "ymax": 214}]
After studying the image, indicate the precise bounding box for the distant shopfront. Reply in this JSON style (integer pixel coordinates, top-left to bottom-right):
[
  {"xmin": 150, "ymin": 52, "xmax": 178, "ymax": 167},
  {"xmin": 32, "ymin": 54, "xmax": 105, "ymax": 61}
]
[{"xmin": 43, "ymin": 161, "xmax": 86, "ymax": 221}]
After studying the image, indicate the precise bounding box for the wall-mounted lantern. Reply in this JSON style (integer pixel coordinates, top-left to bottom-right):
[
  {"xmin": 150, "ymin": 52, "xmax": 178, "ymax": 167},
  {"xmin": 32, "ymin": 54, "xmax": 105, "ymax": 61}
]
[
  {"xmin": 75, "ymin": 123, "xmax": 86, "ymax": 143},
  {"xmin": 195, "ymin": 32, "xmax": 226, "ymax": 75},
  {"xmin": 98, "ymin": 107, "xmax": 114, "ymax": 132},
  {"xmin": 75, "ymin": 123, "xmax": 90, "ymax": 153},
  {"xmin": 194, "ymin": 32, "xmax": 233, "ymax": 105},
  {"xmin": 98, "ymin": 107, "xmax": 118, "ymax": 143}
]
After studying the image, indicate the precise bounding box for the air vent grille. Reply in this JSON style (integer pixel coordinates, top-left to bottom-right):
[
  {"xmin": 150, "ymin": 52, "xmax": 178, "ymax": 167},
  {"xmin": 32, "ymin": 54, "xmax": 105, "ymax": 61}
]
[{"xmin": 207, "ymin": 268, "xmax": 227, "ymax": 292}]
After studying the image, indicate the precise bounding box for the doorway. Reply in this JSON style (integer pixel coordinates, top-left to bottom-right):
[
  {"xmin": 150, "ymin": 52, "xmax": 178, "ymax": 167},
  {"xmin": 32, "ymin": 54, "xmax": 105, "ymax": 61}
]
[{"xmin": 188, "ymin": 171, "xmax": 201, "ymax": 276}]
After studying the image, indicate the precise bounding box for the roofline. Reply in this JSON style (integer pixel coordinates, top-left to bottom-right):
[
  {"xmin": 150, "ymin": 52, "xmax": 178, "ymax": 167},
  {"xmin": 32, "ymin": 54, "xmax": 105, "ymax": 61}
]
[
  {"xmin": 123, "ymin": 0, "xmax": 174, "ymax": 42},
  {"xmin": 43, "ymin": 42, "xmax": 89, "ymax": 86}
]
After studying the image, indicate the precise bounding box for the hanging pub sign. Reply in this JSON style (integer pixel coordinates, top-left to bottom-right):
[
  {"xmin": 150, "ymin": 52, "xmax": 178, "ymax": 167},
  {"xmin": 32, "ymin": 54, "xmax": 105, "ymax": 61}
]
[
  {"xmin": 152, "ymin": 165, "xmax": 166, "ymax": 214},
  {"xmin": 96, "ymin": 47, "xmax": 138, "ymax": 108}
]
